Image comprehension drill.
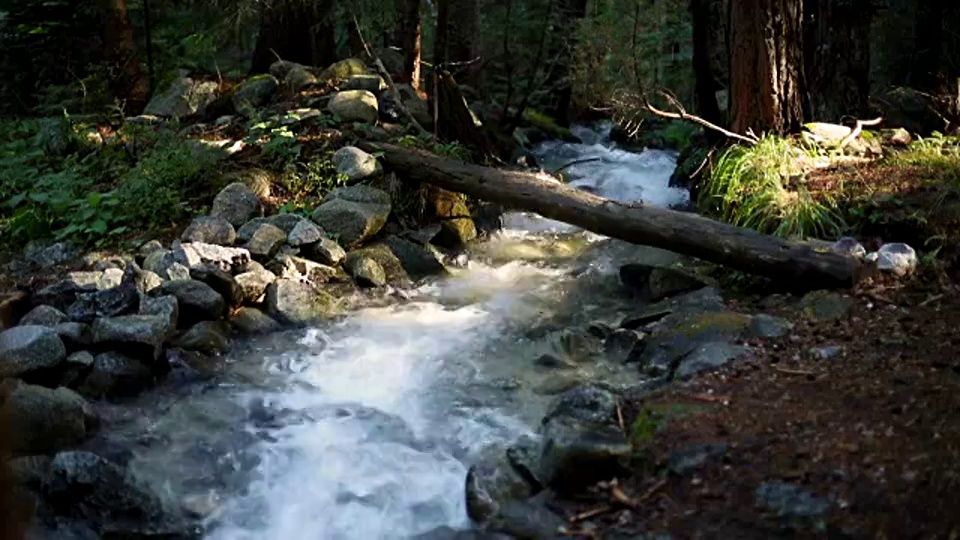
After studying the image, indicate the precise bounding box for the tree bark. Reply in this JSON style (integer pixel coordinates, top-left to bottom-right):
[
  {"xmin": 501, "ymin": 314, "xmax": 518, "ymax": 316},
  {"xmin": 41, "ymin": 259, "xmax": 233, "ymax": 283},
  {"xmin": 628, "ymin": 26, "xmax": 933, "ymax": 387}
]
[
  {"xmin": 433, "ymin": 0, "xmax": 482, "ymax": 88},
  {"xmin": 360, "ymin": 141, "xmax": 860, "ymax": 290},
  {"xmin": 99, "ymin": 0, "xmax": 147, "ymax": 112},
  {"xmin": 804, "ymin": 0, "xmax": 872, "ymax": 122},
  {"xmin": 690, "ymin": 0, "xmax": 725, "ymax": 141},
  {"xmin": 394, "ymin": 0, "xmax": 423, "ymax": 91},
  {"xmin": 251, "ymin": 0, "xmax": 337, "ymax": 74},
  {"xmin": 729, "ymin": 0, "xmax": 806, "ymax": 135}
]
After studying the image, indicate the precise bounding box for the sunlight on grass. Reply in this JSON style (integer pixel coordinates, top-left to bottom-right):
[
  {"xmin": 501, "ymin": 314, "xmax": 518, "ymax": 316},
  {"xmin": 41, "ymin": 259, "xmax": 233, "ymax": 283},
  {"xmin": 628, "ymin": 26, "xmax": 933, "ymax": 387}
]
[{"xmin": 698, "ymin": 135, "xmax": 843, "ymax": 239}]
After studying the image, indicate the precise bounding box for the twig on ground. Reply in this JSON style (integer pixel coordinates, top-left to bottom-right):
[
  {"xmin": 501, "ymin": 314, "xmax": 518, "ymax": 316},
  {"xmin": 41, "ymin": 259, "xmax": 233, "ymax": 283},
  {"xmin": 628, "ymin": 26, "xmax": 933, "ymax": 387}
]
[
  {"xmin": 919, "ymin": 293, "xmax": 945, "ymax": 307},
  {"xmin": 775, "ymin": 367, "xmax": 816, "ymax": 376}
]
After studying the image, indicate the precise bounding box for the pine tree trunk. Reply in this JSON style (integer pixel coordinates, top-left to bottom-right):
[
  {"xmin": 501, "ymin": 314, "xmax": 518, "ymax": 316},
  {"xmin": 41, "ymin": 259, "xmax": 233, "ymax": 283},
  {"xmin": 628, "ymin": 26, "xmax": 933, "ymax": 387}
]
[
  {"xmin": 250, "ymin": 0, "xmax": 337, "ymax": 74},
  {"xmin": 804, "ymin": 0, "xmax": 871, "ymax": 122},
  {"xmin": 394, "ymin": 0, "xmax": 423, "ymax": 90},
  {"xmin": 99, "ymin": 0, "xmax": 147, "ymax": 112},
  {"xmin": 729, "ymin": 0, "xmax": 805, "ymax": 135}
]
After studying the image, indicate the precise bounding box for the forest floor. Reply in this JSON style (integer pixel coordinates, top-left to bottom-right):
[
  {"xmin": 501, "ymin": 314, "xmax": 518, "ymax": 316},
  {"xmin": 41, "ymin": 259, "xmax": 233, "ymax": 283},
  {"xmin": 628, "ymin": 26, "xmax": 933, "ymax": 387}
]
[{"xmin": 558, "ymin": 262, "xmax": 960, "ymax": 539}]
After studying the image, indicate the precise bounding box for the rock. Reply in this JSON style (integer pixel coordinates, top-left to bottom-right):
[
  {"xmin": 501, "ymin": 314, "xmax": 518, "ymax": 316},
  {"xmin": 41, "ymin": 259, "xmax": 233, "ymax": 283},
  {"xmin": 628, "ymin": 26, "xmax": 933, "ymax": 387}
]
[
  {"xmin": 305, "ymin": 237, "xmax": 346, "ymax": 266},
  {"xmin": 221, "ymin": 168, "xmax": 273, "ymax": 200},
  {"xmin": 638, "ymin": 311, "xmax": 751, "ymax": 378},
  {"xmin": 747, "ymin": 314, "xmax": 793, "ymax": 339},
  {"xmin": 831, "ymin": 236, "xmax": 866, "ymax": 258},
  {"xmin": 230, "ymin": 307, "xmax": 280, "ymax": 335},
  {"xmin": 876, "ymin": 242, "xmax": 917, "ymax": 276},
  {"xmin": 667, "ymin": 443, "xmax": 728, "ymax": 475},
  {"xmin": 234, "ymin": 268, "xmax": 277, "ymax": 304},
  {"xmin": 265, "ymin": 278, "xmax": 340, "ymax": 326},
  {"xmin": 538, "ymin": 413, "xmax": 631, "ymax": 495},
  {"xmin": 180, "ymin": 216, "xmax": 237, "ymax": 245},
  {"xmin": 319, "ymin": 58, "xmax": 367, "ymax": 82},
  {"xmin": 91, "ymin": 315, "xmax": 173, "ymax": 363},
  {"xmin": 287, "ymin": 219, "xmax": 324, "ymax": 247},
  {"xmin": 881, "ymin": 127, "xmax": 912, "ymax": 146},
  {"xmin": 311, "ymin": 185, "xmax": 392, "ymax": 248},
  {"xmin": 42, "ymin": 451, "xmax": 190, "ymax": 538},
  {"xmin": 542, "ymin": 384, "xmax": 619, "ymax": 426},
  {"xmin": 269, "ymin": 59, "xmax": 310, "ymax": 81},
  {"xmin": 620, "ymin": 263, "xmax": 707, "ymax": 301},
  {"xmin": 604, "ymin": 328, "xmax": 644, "ymax": 363},
  {"xmin": 800, "ymin": 290, "xmax": 853, "ymax": 322},
  {"xmin": 755, "ymin": 481, "xmax": 831, "ymax": 529},
  {"xmin": 425, "ymin": 187, "xmax": 477, "ymax": 248},
  {"xmin": 875, "ymin": 87, "xmax": 945, "ymax": 136},
  {"xmin": 0, "ymin": 292, "xmax": 30, "ymax": 331},
  {"xmin": 810, "ymin": 345, "xmax": 843, "ymax": 360},
  {"xmin": 534, "ymin": 353, "xmax": 575, "ymax": 369},
  {"xmin": 142, "ymin": 249, "xmax": 170, "ymax": 275},
  {"xmin": 344, "ymin": 254, "xmax": 387, "ymax": 287},
  {"xmin": 7, "ymin": 454, "xmax": 52, "ymax": 487},
  {"xmin": 33, "ymin": 273, "xmax": 100, "ymax": 311},
  {"xmin": 333, "ymin": 146, "xmax": 383, "ymax": 181},
  {"xmin": 189, "ymin": 242, "xmax": 252, "ymax": 273},
  {"xmin": 190, "ymin": 264, "xmax": 242, "ymax": 306},
  {"xmin": 383, "ymin": 236, "xmax": 447, "ymax": 279},
  {"xmin": 232, "ymin": 74, "xmax": 279, "ymax": 112},
  {"xmin": 344, "ymin": 244, "xmax": 411, "ymax": 287},
  {"xmin": 97, "ymin": 268, "xmax": 124, "ymax": 290},
  {"xmin": 674, "ymin": 341, "xmax": 747, "ymax": 379},
  {"xmin": 211, "ymin": 182, "xmax": 263, "ymax": 227},
  {"xmin": 165, "ymin": 262, "xmax": 192, "ymax": 281},
  {"xmin": 19, "ymin": 305, "xmax": 67, "ymax": 327},
  {"xmin": 465, "ymin": 452, "xmax": 536, "ymax": 524},
  {"xmin": 76, "ymin": 352, "xmax": 155, "ymax": 399},
  {"xmin": 244, "ymin": 223, "xmax": 288, "ymax": 261},
  {"xmin": 284, "ymin": 66, "xmax": 318, "ymax": 92},
  {"xmin": 154, "ymin": 280, "xmax": 227, "ymax": 327},
  {"xmin": 412, "ymin": 527, "xmax": 512, "ymax": 540},
  {"xmin": 268, "ymin": 254, "xmax": 342, "ymax": 283},
  {"xmin": 0, "ymin": 380, "xmax": 97, "ymax": 456},
  {"xmin": 620, "ymin": 307, "xmax": 674, "ymax": 330},
  {"xmin": 487, "ymin": 498, "xmax": 567, "ymax": 539},
  {"xmin": 173, "ymin": 321, "xmax": 231, "ymax": 355},
  {"xmin": 53, "ymin": 323, "xmax": 92, "ymax": 350},
  {"xmin": 59, "ymin": 350, "xmax": 95, "ymax": 387},
  {"xmin": 139, "ymin": 295, "xmax": 179, "ymax": 331},
  {"xmin": 25, "ymin": 241, "xmax": 79, "ymax": 269},
  {"xmin": 137, "ymin": 240, "xmax": 164, "ymax": 264},
  {"xmin": 327, "ymin": 90, "xmax": 379, "ymax": 123},
  {"xmin": 90, "ymin": 265, "xmax": 141, "ymax": 318},
  {"xmin": 343, "ymin": 74, "xmax": 384, "ymax": 92},
  {"xmin": 143, "ymin": 72, "xmax": 218, "ymax": 117},
  {"xmin": 0, "ymin": 326, "xmax": 67, "ymax": 378}
]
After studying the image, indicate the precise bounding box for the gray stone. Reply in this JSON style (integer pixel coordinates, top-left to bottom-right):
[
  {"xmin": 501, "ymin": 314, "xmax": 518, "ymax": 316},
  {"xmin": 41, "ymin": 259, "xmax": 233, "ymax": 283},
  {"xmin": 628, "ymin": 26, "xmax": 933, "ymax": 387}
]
[
  {"xmin": 244, "ymin": 223, "xmax": 288, "ymax": 261},
  {"xmin": 638, "ymin": 311, "xmax": 751, "ymax": 378},
  {"xmin": 831, "ymin": 236, "xmax": 866, "ymax": 258},
  {"xmin": 134, "ymin": 269, "xmax": 163, "ymax": 294},
  {"xmin": 306, "ymin": 236, "xmax": 347, "ymax": 266},
  {"xmin": 139, "ymin": 295, "xmax": 179, "ymax": 330},
  {"xmin": 97, "ymin": 268, "xmax": 124, "ymax": 290},
  {"xmin": 268, "ymin": 254, "xmax": 343, "ymax": 283},
  {"xmin": 311, "ymin": 185, "xmax": 391, "ymax": 248},
  {"xmin": 487, "ymin": 498, "xmax": 567, "ymax": 539},
  {"xmin": 164, "ymin": 263, "xmax": 191, "ymax": 281},
  {"xmin": 88, "ymin": 265, "xmax": 141, "ymax": 319},
  {"xmin": 7, "ymin": 455, "xmax": 52, "ymax": 488},
  {"xmin": 154, "ymin": 280, "xmax": 226, "ymax": 327},
  {"xmin": 383, "ymin": 236, "xmax": 447, "ymax": 279},
  {"xmin": 91, "ymin": 315, "xmax": 172, "ymax": 363},
  {"xmin": 0, "ymin": 326, "xmax": 67, "ymax": 378},
  {"xmin": 620, "ymin": 263, "xmax": 707, "ymax": 301},
  {"xmin": 230, "ymin": 307, "xmax": 281, "ymax": 335},
  {"xmin": 319, "ymin": 58, "xmax": 367, "ymax": 81},
  {"xmin": 604, "ymin": 328, "xmax": 644, "ymax": 363},
  {"xmin": 181, "ymin": 216, "xmax": 237, "ymax": 245},
  {"xmin": 76, "ymin": 352, "xmax": 154, "ymax": 399},
  {"xmin": 876, "ymin": 242, "xmax": 917, "ymax": 276},
  {"xmin": 284, "ymin": 66, "xmax": 318, "ymax": 92},
  {"xmin": 327, "ymin": 89, "xmax": 379, "ymax": 123},
  {"xmin": 265, "ymin": 278, "xmax": 340, "ymax": 326},
  {"xmin": 344, "ymin": 254, "xmax": 387, "ymax": 287},
  {"xmin": 800, "ymin": 290, "xmax": 853, "ymax": 322},
  {"xmin": 342, "ymin": 74, "xmax": 384, "ymax": 93},
  {"xmin": 20, "ymin": 305, "xmax": 68, "ymax": 327},
  {"xmin": 810, "ymin": 345, "xmax": 843, "ymax": 360},
  {"xmin": 211, "ymin": 182, "xmax": 263, "ymax": 227},
  {"xmin": 673, "ymin": 341, "xmax": 747, "ymax": 379},
  {"xmin": 190, "ymin": 264, "xmax": 242, "ymax": 306},
  {"xmin": 33, "ymin": 273, "xmax": 101, "ymax": 311},
  {"xmin": 25, "ymin": 241, "xmax": 79, "ymax": 269},
  {"xmin": 0, "ymin": 380, "xmax": 97, "ymax": 456},
  {"xmin": 59, "ymin": 350, "xmax": 95, "ymax": 387},
  {"xmin": 287, "ymin": 219, "xmax": 324, "ymax": 247},
  {"xmin": 232, "ymin": 75, "xmax": 279, "ymax": 112},
  {"xmin": 270, "ymin": 60, "xmax": 310, "ymax": 81},
  {"xmin": 333, "ymin": 146, "xmax": 382, "ymax": 181},
  {"xmin": 465, "ymin": 452, "xmax": 536, "ymax": 524},
  {"xmin": 542, "ymin": 384, "xmax": 619, "ymax": 426},
  {"xmin": 142, "ymin": 249, "xmax": 170, "ymax": 275},
  {"xmin": 747, "ymin": 314, "xmax": 794, "ymax": 339},
  {"xmin": 137, "ymin": 240, "xmax": 164, "ymax": 263},
  {"xmin": 173, "ymin": 321, "xmax": 231, "ymax": 355},
  {"xmin": 188, "ymin": 242, "xmax": 252, "ymax": 273},
  {"xmin": 234, "ymin": 268, "xmax": 277, "ymax": 304},
  {"xmin": 143, "ymin": 73, "xmax": 218, "ymax": 117},
  {"xmin": 52, "ymin": 323, "xmax": 92, "ymax": 350}
]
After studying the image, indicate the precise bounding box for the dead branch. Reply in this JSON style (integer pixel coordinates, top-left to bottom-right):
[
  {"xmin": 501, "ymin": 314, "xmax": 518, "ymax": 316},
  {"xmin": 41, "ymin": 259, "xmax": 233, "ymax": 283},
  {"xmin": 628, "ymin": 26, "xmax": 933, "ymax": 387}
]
[
  {"xmin": 837, "ymin": 116, "xmax": 883, "ymax": 149},
  {"xmin": 549, "ymin": 157, "xmax": 601, "ymax": 175},
  {"xmin": 643, "ymin": 90, "xmax": 760, "ymax": 145}
]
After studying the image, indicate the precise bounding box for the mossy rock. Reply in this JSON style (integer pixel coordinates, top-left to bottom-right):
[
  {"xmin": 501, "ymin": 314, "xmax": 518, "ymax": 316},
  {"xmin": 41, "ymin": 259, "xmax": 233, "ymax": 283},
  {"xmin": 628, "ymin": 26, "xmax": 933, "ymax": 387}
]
[
  {"xmin": 521, "ymin": 109, "xmax": 578, "ymax": 142},
  {"xmin": 319, "ymin": 58, "xmax": 368, "ymax": 82},
  {"xmin": 424, "ymin": 186, "xmax": 477, "ymax": 248},
  {"xmin": 630, "ymin": 401, "xmax": 714, "ymax": 448}
]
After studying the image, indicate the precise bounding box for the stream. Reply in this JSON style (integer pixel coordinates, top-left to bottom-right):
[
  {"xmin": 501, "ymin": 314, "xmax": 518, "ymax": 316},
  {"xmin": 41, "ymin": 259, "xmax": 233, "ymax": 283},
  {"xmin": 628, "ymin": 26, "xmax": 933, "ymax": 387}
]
[{"xmin": 84, "ymin": 124, "xmax": 689, "ymax": 539}]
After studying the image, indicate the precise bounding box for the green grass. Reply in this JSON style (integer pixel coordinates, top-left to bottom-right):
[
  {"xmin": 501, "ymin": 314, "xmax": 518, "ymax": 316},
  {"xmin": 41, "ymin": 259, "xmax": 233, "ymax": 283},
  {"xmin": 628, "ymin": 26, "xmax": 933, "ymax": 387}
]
[
  {"xmin": 889, "ymin": 132, "xmax": 960, "ymax": 174},
  {"xmin": 698, "ymin": 135, "xmax": 843, "ymax": 239}
]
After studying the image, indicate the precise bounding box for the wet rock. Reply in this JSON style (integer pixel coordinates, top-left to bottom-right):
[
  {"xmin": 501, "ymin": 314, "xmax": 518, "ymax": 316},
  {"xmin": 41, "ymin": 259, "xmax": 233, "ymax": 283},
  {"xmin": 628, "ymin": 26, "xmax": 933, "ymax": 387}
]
[
  {"xmin": 232, "ymin": 74, "xmax": 279, "ymax": 112},
  {"xmin": 620, "ymin": 307, "xmax": 673, "ymax": 330},
  {"xmin": 244, "ymin": 222, "xmax": 288, "ymax": 261},
  {"xmin": 538, "ymin": 417, "xmax": 631, "ymax": 495},
  {"xmin": 667, "ymin": 443, "xmax": 728, "ymax": 475},
  {"xmin": 211, "ymin": 182, "xmax": 263, "ymax": 227},
  {"xmin": 831, "ymin": 236, "xmax": 866, "ymax": 258},
  {"xmin": 311, "ymin": 185, "xmax": 391, "ymax": 248},
  {"xmin": 173, "ymin": 321, "xmax": 231, "ymax": 355},
  {"xmin": 674, "ymin": 341, "xmax": 747, "ymax": 380},
  {"xmin": 190, "ymin": 264, "xmax": 242, "ymax": 306},
  {"xmin": 234, "ymin": 268, "xmax": 277, "ymax": 304},
  {"xmin": 139, "ymin": 295, "xmax": 179, "ymax": 331},
  {"xmin": 154, "ymin": 280, "xmax": 227, "ymax": 327},
  {"xmin": 543, "ymin": 384, "xmax": 619, "ymax": 426},
  {"xmin": 20, "ymin": 305, "xmax": 68, "ymax": 327},
  {"xmin": 0, "ymin": 326, "xmax": 67, "ymax": 378},
  {"xmin": 264, "ymin": 278, "xmax": 340, "ymax": 326},
  {"xmin": 230, "ymin": 307, "xmax": 280, "ymax": 335},
  {"xmin": 755, "ymin": 481, "xmax": 831, "ymax": 530},
  {"xmin": 0, "ymin": 380, "xmax": 97, "ymax": 456},
  {"xmin": 876, "ymin": 243, "xmax": 917, "ymax": 276},
  {"xmin": 810, "ymin": 345, "xmax": 843, "ymax": 360},
  {"xmin": 534, "ymin": 353, "xmax": 575, "ymax": 369},
  {"xmin": 91, "ymin": 315, "xmax": 172, "ymax": 363},
  {"xmin": 425, "ymin": 187, "xmax": 477, "ymax": 248},
  {"xmin": 59, "ymin": 350, "xmax": 95, "ymax": 387},
  {"xmin": 487, "ymin": 498, "xmax": 567, "ymax": 539},
  {"xmin": 620, "ymin": 263, "xmax": 707, "ymax": 301},
  {"xmin": 800, "ymin": 290, "xmax": 853, "ymax": 322},
  {"xmin": 384, "ymin": 236, "xmax": 448, "ymax": 279},
  {"xmin": 604, "ymin": 328, "xmax": 645, "ymax": 363},
  {"xmin": 188, "ymin": 242, "xmax": 252, "ymax": 273},
  {"xmin": 333, "ymin": 146, "xmax": 382, "ymax": 181},
  {"xmin": 305, "ymin": 236, "xmax": 347, "ymax": 266},
  {"xmin": 42, "ymin": 451, "xmax": 190, "ymax": 538},
  {"xmin": 344, "ymin": 254, "xmax": 387, "ymax": 287},
  {"xmin": 327, "ymin": 89, "xmax": 379, "ymax": 123},
  {"xmin": 287, "ymin": 219, "xmax": 324, "ymax": 247},
  {"xmin": 747, "ymin": 314, "xmax": 794, "ymax": 339},
  {"xmin": 466, "ymin": 451, "xmax": 536, "ymax": 524},
  {"xmin": 638, "ymin": 311, "xmax": 751, "ymax": 378},
  {"xmin": 76, "ymin": 352, "xmax": 154, "ymax": 399},
  {"xmin": 180, "ymin": 215, "xmax": 237, "ymax": 245}
]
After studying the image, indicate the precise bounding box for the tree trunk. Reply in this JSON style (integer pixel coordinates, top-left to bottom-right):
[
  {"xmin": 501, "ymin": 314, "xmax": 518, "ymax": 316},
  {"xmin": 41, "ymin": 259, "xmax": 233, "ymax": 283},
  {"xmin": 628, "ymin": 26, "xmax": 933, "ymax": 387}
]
[
  {"xmin": 543, "ymin": 0, "xmax": 589, "ymax": 125},
  {"xmin": 433, "ymin": 0, "xmax": 482, "ymax": 89},
  {"xmin": 435, "ymin": 71, "xmax": 499, "ymax": 160},
  {"xmin": 99, "ymin": 0, "xmax": 147, "ymax": 112},
  {"xmin": 729, "ymin": 0, "xmax": 805, "ymax": 135},
  {"xmin": 804, "ymin": 0, "xmax": 872, "ymax": 122},
  {"xmin": 250, "ymin": 0, "xmax": 337, "ymax": 74},
  {"xmin": 690, "ymin": 0, "xmax": 725, "ymax": 141},
  {"xmin": 912, "ymin": 0, "xmax": 944, "ymax": 93},
  {"xmin": 360, "ymin": 141, "xmax": 860, "ymax": 290},
  {"xmin": 394, "ymin": 0, "xmax": 423, "ymax": 91}
]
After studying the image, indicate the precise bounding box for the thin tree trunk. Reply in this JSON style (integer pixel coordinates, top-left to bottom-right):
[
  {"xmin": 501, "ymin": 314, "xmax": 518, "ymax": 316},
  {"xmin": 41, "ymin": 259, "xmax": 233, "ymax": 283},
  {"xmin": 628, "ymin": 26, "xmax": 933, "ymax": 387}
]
[
  {"xmin": 690, "ymin": 0, "xmax": 724, "ymax": 140},
  {"xmin": 433, "ymin": 0, "xmax": 482, "ymax": 88},
  {"xmin": 394, "ymin": 0, "xmax": 423, "ymax": 90},
  {"xmin": 99, "ymin": 0, "xmax": 147, "ymax": 112},
  {"xmin": 804, "ymin": 0, "xmax": 872, "ymax": 122},
  {"xmin": 729, "ymin": 0, "xmax": 805, "ymax": 135}
]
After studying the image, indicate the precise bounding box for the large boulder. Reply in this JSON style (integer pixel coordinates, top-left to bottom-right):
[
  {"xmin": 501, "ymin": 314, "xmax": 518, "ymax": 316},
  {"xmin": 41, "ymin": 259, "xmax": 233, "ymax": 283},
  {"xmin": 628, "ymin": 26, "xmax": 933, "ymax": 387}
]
[
  {"xmin": 143, "ymin": 71, "xmax": 218, "ymax": 118},
  {"xmin": 154, "ymin": 280, "xmax": 227, "ymax": 327},
  {"xmin": 173, "ymin": 321, "xmax": 231, "ymax": 355},
  {"xmin": 311, "ymin": 185, "xmax": 391, "ymax": 248},
  {"xmin": 305, "ymin": 236, "xmax": 347, "ymax": 266},
  {"xmin": 264, "ymin": 278, "xmax": 340, "ymax": 326},
  {"xmin": 0, "ymin": 326, "xmax": 67, "ymax": 378},
  {"xmin": 287, "ymin": 219, "xmax": 324, "ymax": 247},
  {"xmin": 383, "ymin": 236, "xmax": 447, "ymax": 280},
  {"xmin": 319, "ymin": 58, "xmax": 367, "ymax": 82},
  {"xmin": 231, "ymin": 74, "xmax": 280, "ymax": 112},
  {"xmin": 465, "ymin": 450, "xmax": 537, "ymax": 525},
  {"xmin": 76, "ymin": 352, "xmax": 155, "ymax": 399},
  {"xmin": 230, "ymin": 307, "xmax": 280, "ymax": 335},
  {"xmin": 180, "ymin": 216, "xmax": 237, "ymax": 245},
  {"xmin": 91, "ymin": 315, "xmax": 173, "ymax": 363},
  {"xmin": 344, "ymin": 254, "xmax": 387, "ymax": 288},
  {"xmin": 333, "ymin": 146, "xmax": 382, "ymax": 181},
  {"xmin": 327, "ymin": 90, "xmax": 379, "ymax": 123},
  {"xmin": 211, "ymin": 182, "xmax": 263, "ymax": 227},
  {"xmin": 638, "ymin": 310, "xmax": 751, "ymax": 378},
  {"xmin": 284, "ymin": 66, "xmax": 318, "ymax": 92},
  {"xmin": 343, "ymin": 244, "xmax": 411, "ymax": 287},
  {"xmin": 0, "ymin": 380, "xmax": 97, "ymax": 456},
  {"xmin": 19, "ymin": 305, "xmax": 68, "ymax": 327},
  {"xmin": 190, "ymin": 264, "xmax": 242, "ymax": 307}
]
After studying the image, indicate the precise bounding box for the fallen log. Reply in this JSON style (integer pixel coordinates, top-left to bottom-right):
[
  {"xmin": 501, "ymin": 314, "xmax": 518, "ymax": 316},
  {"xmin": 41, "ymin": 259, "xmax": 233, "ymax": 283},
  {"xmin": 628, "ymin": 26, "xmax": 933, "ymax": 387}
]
[{"xmin": 357, "ymin": 141, "xmax": 861, "ymax": 290}]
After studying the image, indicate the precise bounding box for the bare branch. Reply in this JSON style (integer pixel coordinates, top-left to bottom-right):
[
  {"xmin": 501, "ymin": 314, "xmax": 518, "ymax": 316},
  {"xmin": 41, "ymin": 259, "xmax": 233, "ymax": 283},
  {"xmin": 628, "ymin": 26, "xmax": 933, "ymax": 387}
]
[{"xmin": 642, "ymin": 90, "xmax": 760, "ymax": 144}]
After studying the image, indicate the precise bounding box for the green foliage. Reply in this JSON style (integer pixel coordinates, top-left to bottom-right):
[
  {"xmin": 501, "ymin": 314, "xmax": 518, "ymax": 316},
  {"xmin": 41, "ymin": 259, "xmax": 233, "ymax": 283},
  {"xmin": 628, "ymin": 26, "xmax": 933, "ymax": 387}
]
[
  {"xmin": 279, "ymin": 151, "xmax": 349, "ymax": 206},
  {"xmin": 890, "ymin": 132, "xmax": 960, "ymax": 173},
  {"xmin": 699, "ymin": 136, "xmax": 844, "ymax": 239},
  {"xmin": 396, "ymin": 134, "xmax": 471, "ymax": 161}
]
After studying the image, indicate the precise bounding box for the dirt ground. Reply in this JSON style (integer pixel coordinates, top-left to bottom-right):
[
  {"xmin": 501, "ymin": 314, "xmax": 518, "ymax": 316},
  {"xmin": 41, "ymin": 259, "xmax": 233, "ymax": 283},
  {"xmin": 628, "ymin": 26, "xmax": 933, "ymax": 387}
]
[{"xmin": 556, "ymin": 265, "xmax": 960, "ymax": 539}]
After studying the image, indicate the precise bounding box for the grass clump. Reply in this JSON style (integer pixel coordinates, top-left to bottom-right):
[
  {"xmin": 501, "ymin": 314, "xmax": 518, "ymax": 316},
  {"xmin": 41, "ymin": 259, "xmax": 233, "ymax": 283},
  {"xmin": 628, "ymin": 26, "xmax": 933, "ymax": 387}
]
[{"xmin": 698, "ymin": 135, "xmax": 843, "ymax": 239}]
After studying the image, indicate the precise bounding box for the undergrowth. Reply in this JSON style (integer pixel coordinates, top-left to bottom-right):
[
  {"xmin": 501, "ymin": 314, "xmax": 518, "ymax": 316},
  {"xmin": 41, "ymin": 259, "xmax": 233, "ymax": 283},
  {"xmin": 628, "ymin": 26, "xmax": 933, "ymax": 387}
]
[{"xmin": 698, "ymin": 135, "xmax": 843, "ymax": 239}]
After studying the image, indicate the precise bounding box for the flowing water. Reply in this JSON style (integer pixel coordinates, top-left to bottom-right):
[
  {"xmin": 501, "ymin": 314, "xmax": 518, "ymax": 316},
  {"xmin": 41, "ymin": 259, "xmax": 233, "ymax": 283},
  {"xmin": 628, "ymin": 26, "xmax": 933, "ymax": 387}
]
[{"xmin": 88, "ymin": 124, "xmax": 688, "ymax": 539}]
